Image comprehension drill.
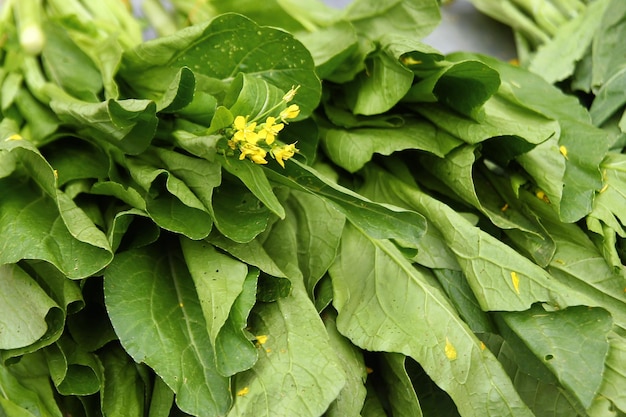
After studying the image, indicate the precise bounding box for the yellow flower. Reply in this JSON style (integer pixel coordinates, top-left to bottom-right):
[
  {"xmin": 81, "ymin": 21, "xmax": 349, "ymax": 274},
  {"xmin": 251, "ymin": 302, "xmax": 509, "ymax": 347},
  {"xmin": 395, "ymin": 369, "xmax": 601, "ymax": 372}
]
[
  {"xmin": 279, "ymin": 104, "xmax": 300, "ymax": 122},
  {"xmin": 271, "ymin": 143, "xmax": 298, "ymax": 168},
  {"xmin": 282, "ymin": 85, "xmax": 300, "ymax": 102},
  {"xmin": 239, "ymin": 142, "xmax": 268, "ymax": 165},
  {"xmin": 233, "ymin": 115, "xmax": 259, "ymax": 144},
  {"xmin": 257, "ymin": 117, "xmax": 284, "ymax": 145}
]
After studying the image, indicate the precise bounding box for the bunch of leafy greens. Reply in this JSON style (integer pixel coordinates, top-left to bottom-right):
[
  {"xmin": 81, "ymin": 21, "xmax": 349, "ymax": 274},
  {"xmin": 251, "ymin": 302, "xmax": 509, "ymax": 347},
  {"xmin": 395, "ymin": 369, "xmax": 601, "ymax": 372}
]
[{"xmin": 0, "ymin": 0, "xmax": 625, "ymax": 416}]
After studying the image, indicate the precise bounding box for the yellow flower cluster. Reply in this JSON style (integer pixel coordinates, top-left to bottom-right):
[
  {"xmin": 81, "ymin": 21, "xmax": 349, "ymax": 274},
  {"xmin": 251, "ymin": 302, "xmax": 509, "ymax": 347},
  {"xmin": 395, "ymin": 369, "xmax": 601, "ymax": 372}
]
[{"xmin": 227, "ymin": 86, "xmax": 301, "ymax": 168}]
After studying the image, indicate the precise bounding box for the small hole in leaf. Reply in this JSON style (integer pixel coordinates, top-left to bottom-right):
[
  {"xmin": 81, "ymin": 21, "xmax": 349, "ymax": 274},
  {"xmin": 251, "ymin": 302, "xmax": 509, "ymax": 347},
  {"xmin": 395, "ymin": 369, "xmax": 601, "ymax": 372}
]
[{"xmin": 545, "ymin": 354, "xmax": 554, "ymax": 361}]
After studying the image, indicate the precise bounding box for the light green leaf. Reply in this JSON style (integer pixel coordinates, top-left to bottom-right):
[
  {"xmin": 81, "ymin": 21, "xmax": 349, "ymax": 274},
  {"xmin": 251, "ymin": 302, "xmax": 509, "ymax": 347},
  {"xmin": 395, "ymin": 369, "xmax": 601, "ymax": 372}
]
[
  {"xmin": 228, "ymin": 282, "xmax": 345, "ymax": 417},
  {"xmin": 528, "ymin": 0, "xmax": 610, "ymax": 84},
  {"xmin": 345, "ymin": 0, "xmax": 440, "ymax": 41},
  {"xmin": 362, "ymin": 165, "xmax": 587, "ymax": 311},
  {"xmin": 323, "ymin": 311, "xmax": 367, "ymax": 417},
  {"xmin": 598, "ymin": 333, "xmax": 626, "ymax": 413},
  {"xmin": 104, "ymin": 240, "xmax": 231, "ymax": 417},
  {"xmin": 295, "ymin": 21, "xmax": 359, "ymax": 79},
  {"xmin": 591, "ymin": 0, "xmax": 626, "ymax": 90},
  {"xmin": 211, "ymin": 172, "xmax": 273, "ymax": 243},
  {"xmin": 0, "ymin": 264, "xmax": 61, "ymax": 351},
  {"xmin": 590, "ymin": 67, "xmax": 626, "ymax": 127},
  {"xmin": 120, "ymin": 13, "xmax": 321, "ymax": 118},
  {"xmin": 41, "ymin": 19, "xmax": 103, "ymax": 102},
  {"xmin": 501, "ymin": 305, "xmax": 613, "ymax": 408},
  {"xmin": 147, "ymin": 376, "xmax": 174, "ymax": 417},
  {"xmin": 100, "ymin": 344, "xmax": 145, "ymax": 417},
  {"xmin": 329, "ymin": 222, "xmax": 534, "ymax": 416},
  {"xmin": 481, "ymin": 333, "xmax": 586, "ymax": 417},
  {"xmin": 156, "ymin": 66, "xmax": 196, "ymax": 113},
  {"xmin": 321, "ymin": 118, "xmax": 462, "ymax": 173}
]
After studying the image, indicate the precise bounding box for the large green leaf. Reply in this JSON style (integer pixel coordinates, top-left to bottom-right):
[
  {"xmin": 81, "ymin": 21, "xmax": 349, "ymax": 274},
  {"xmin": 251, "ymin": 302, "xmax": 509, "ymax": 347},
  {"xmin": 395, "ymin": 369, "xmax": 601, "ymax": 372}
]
[
  {"xmin": 180, "ymin": 238, "xmax": 258, "ymax": 376},
  {"xmin": 329, "ymin": 222, "xmax": 534, "ymax": 416},
  {"xmin": 119, "ymin": 13, "xmax": 321, "ymax": 118},
  {"xmin": 227, "ymin": 281, "xmax": 346, "ymax": 416},
  {"xmin": 361, "ymin": 165, "xmax": 588, "ymax": 311},
  {"xmin": 104, "ymin": 240, "xmax": 231, "ymax": 417},
  {"xmin": 501, "ymin": 305, "xmax": 612, "ymax": 409}
]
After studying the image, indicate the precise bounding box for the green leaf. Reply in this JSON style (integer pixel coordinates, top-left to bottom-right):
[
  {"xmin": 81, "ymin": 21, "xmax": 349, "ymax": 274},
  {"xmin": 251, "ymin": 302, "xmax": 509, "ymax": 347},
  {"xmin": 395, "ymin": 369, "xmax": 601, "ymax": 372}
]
[
  {"xmin": 220, "ymin": 156, "xmax": 285, "ymax": 220},
  {"xmin": 125, "ymin": 154, "xmax": 214, "ymax": 240},
  {"xmin": 361, "ymin": 165, "xmax": 587, "ymax": 311},
  {"xmin": 228, "ymin": 281, "xmax": 345, "ymax": 416},
  {"xmin": 413, "ymin": 93, "xmax": 559, "ymax": 145},
  {"xmin": 283, "ymin": 190, "xmax": 345, "ymax": 296},
  {"xmin": 377, "ymin": 353, "xmax": 423, "ymax": 417},
  {"xmin": 501, "ymin": 305, "xmax": 613, "ymax": 408},
  {"xmin": 155, "ymin": 66, "xmax": 196, "ymax": 113},
  {"xmin": 346, "ymin": 46, "xmax": 414, "ymax": 115},
  {"xmin": 0, "ymin": 176, "xmax": 112, "ymax": 279},
  {"xmin": 99, "ymin": 344, "xmax": 145, "ymax": 417},
  {"xmin": 50, "ymin": 97, "xmax": 158, "ymax": 155},
  {"xmin": 44, "ymin": 335, "xmax": 102, "ymax": 396},
  {"xmin": 41, "ymin": 19, "xmax": 103, "ymax": 102},
  {"xmin": 345, "ymin": 0, "xmax": 440, "ymax": 41},
  {"xmin": 321, "ymin": 118, "xmax": 462, "ymax": 173},
  {"xmin": 0, "ymin": 353, "xmax": 63, "ymax": 417},
  {"xmin": 528, "ymin": 0, "xmax": 611, "ymax": 84},
  {"xmin": 147, "ymin": 376, "xmax": 174, "ymax": 417},
  {"xmin": 104, "ymin": 240, "xmax": 231, "ymax": 416},
  {"xmin": 180, "ymin": 239, "xmax": 260, "ymax": 377},
  {"xmin": 211, "ymin": 172, "xmax": 273, "ymax": 243},
  {"xmin": 295, "ymin": 21, "xmax": 359, "ymax": 79},
  {"xmin": 329, "ymin": 222, "xmax": 534, "ymax": 416},
  {"xmin": 120, "ymin": 13, "xmax": 321, "ymax": 118},
  {"xmin": 0, "ymin": 264, "xmax": 61, "ymax": 351},
  {"xmin": 265, "ymin": 160, "xmax": 426, "ymax": 246},
  {"xmin": 480, "ymin": 333, "xmax": 586, "ymax": 417},
  {"xmin": 224, "ymin": 73, "xmax": 285, "ymax": 122},
  {"xmin": 598, "ymin": 333, "xmax": 626, "ymax": 413},
  {"xmin": 42, "ymin": 138, "xmax": 109, "ymax": 187},
  {"xmin": 323, "ymin": 311, "xmax": 367, "ymax": 417},
  {"xmin": 213, "ymin": 268, "xmax": 259, "ymax": 377},
  {"xmin": 590, "ymin": 67, "xmax": 626, "ymax": 127},
  {"xmin": 591, "ymin": 0, "xmax": 626, "ymax": 90}
]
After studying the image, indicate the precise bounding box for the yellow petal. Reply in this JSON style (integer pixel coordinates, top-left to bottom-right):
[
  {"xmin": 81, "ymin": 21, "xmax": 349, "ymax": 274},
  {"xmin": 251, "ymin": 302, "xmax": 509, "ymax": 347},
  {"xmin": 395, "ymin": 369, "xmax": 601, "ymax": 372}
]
[
  {"xmin": 445, "ymin": 338, "xmax": 457, "ymax": 361},
  {"xmin": 236, "ymin": 387, "xmax": 249, "ymax": 396},
  {"xmin": 511, "ymin": 271, "xmax": 520, "ymax": 294}
]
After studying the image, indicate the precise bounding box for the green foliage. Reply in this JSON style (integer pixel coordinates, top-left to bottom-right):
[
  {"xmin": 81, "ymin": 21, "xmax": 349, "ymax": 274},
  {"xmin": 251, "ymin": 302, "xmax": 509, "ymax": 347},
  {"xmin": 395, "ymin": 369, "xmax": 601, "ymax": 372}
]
[{"xmin": 1, "ymin": 0, "xmax": 625, "ymax": 416}]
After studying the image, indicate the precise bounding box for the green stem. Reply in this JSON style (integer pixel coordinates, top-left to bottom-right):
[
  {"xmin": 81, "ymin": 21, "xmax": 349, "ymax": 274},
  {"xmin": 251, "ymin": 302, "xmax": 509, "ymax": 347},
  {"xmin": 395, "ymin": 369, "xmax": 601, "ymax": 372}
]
[{"xmin": 141, "ymin": 0, "xmax": 179, "ymax": 37}]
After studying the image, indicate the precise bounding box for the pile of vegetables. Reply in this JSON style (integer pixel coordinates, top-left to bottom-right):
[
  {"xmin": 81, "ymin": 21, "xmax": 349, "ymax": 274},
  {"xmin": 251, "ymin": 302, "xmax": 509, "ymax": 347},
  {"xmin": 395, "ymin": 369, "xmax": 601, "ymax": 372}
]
[{"xmin": 0, "ymin": 0, "xmax": 624, "ymax": 416}]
